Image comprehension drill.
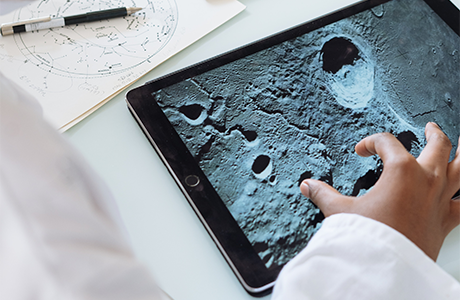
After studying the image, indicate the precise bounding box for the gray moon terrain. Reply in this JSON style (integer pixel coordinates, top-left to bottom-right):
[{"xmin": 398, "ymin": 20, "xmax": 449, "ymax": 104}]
[{"xmin": 154, "ymin": 0, "xmax": 460, "ymax": 269}]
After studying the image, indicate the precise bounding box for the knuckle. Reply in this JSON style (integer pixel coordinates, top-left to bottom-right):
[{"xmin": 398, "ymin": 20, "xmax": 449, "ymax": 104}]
[
  {"xmin": 425, "ymin": 171, "xmax": 444, "ymax": 188},
  {"xmin": 388, "ymin": 152, "xmax": 416, "ymax": 169},
  {"xmin": 425, "ymin": 171, "xmax": 436, "ymax": 181},
  {"xmin": 378, "ymin": 132, "xmax": 393, "ymax": 138}
]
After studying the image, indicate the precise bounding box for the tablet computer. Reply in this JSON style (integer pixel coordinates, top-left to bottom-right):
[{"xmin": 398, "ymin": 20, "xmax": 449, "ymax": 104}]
[{"xmin": 126, "ymin": 0, "xmax": 459, "ymax": 296}]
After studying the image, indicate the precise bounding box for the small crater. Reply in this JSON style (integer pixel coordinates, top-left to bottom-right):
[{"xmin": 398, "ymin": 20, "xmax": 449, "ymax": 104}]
[
  {"xmin": 321, "ymin": 37, "xmax": 360, "ymax": 74},
  {"xmin": 445, "ymin": 92, "xmax": 453, "ymax": 108},
  {"xmin": 298, "ymin": 170, "xmax": 313, "ymax": 186},
  {"xmin": 195, "ymin": 136, "xmax": 215, "ymax": 161},
  {"xmin": 200, "ymin": 136, "xmax": 214, "ymax": 154},
  {"xmin": 252, "ymin": 155, "xmax": 271, "ymax": 174},
  {"xmin": 262, "ymin": 252, "xmax": 273, "ymax": 266},
  {"xmin": 371, "ymin": 5, "xmax": 385, "ymax": 18},
  {"xmin": 227, "ymin": 125, "xmax": 258, "ymax": 142},
  {"xmin": 179, "ymin": 104, "xmax": 203, "ymax": 120},
  {"xmin": 352, "ymin": 163, "xmax": 383, "ymax": 196},
  {"xmin": 242, "ymin": 130, "xmax": 258, "ymax": 142},
  {"xmin": 396, "ymin": 131, "xmax": 418, "ymax": 152}
]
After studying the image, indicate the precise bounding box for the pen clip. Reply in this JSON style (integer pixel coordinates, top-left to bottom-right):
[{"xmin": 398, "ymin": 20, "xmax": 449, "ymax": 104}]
[{"xmin": 1, "ymin": 16, "xmax": 51, "ymax": 36}]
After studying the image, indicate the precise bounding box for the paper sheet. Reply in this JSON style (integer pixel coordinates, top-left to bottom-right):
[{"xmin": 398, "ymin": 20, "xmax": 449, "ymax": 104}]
[{"xmin": 0, "ymin": 0, "xmax": 245, "ymax": 131}]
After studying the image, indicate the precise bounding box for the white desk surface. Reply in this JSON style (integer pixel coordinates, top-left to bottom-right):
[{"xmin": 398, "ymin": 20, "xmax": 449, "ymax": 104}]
[{"xmin": 2, "ymin": 1, "xmax": 459, "ymax": 299}]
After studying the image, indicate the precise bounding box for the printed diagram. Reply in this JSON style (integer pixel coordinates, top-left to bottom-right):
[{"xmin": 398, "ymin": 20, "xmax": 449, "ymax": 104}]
[
  {"xmin": 12, "ymin": 0, "xmax": 178, "ymax": 78},
  {"xmin": 0, "ymin": 0, "xmax": 180, "ymax": 129},
  {"xmin": 0, "ymin": 0, "xmax": 245, "ymax": 130}
]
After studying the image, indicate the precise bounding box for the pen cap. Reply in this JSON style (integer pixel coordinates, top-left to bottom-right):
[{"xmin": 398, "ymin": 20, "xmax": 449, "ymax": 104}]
[{"xmin": 0, "ymin": 16, "xmax": 51, "ymax": 36}]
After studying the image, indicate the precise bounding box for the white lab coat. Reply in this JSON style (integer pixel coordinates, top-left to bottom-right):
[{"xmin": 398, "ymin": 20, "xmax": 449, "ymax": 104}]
[
  {"xmin": 0, "ymin": 72, "xmax": 171, "ymax": 300},
  {"xmin": 272, "ymin": 214, "xmax": 460, "ymax": 299},
  {"xmin": 1, "ymin": 71, "xmax": 459, "ymax": 300}
]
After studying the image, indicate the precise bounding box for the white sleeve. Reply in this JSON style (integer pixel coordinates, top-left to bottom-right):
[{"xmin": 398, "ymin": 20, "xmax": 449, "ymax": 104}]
[
  {"xmin": 0, "ymin": 71, "xmax": 171, "ymax": 300},
  {"xmin": 272, "ymin": 213, "xmax": 460, "ymax": 300}
]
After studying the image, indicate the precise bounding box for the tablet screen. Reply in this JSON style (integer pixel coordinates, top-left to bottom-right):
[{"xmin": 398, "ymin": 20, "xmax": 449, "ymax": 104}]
[
  {"xmin": 152, "ymin": 0, "xmax": 459, "ymax": 270},
  {"xmin": 127, "ymin": 0, "xmax": 459, "ymax": 294}
]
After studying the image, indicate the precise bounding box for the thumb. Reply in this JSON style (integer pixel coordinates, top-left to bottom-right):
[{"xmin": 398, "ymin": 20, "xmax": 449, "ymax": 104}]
[{"xmin": 301, "ymin": 179, "xmax": 353, "ymax": 217}]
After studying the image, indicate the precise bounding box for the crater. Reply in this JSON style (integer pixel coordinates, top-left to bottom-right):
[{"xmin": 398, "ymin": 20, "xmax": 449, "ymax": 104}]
[
  {"xmin": 298, "ymin": 170, "xmax": 313, "ymax": 186},
  {"xmin": 242, "ymin": 130, "xmax": 258, "ymax": 142},
  {"xmin": 321, "ymin": 36, "xmax": 374, "ymax": 109},
  {"xmin": 227, "ymin": 125, "xmax": 258, "ymax": 142},
  {"xmin": 252, "ymin": 154, "xmax": 273, "ymax": 179},
  {"xmin": 179, "ymin": 104, "xmax": 204, "ymax": 120},
  {"xmin": 252, "ymin": 155, "xmax": 270, "ymax": 174},
  {"xmin": 396, "ymin": 130, "xmax": 418, "ymax": 152},
  {"xmin": 352, "ymin": 163, "xmax": 383, "ymax": 196},
  {"xmin": 321, "ymin": 37, "xmax": 360, "ymax": 74}
]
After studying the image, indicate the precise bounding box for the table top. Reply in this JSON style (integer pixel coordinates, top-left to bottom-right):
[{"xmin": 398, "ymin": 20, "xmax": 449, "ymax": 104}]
[
  {"xmin": 66, "ymin": 2, "xmax": 360, "ymax": 299},
  {"xmin": 3, "ymin": 1, "xmax": 457, "ymax": 299}
]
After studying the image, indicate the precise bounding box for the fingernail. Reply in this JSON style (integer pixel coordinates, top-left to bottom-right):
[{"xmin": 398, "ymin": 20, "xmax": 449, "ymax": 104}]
[
  {"xmin": 300, "ymin": 181, "xmax": 310, "ymax": 198},
  {"xmin": 428, "ymin": 122, "xmax": 439, "ymax": 128}
]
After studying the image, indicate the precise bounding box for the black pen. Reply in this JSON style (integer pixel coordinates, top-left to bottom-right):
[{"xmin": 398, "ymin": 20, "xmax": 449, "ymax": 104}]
[{"xmin": 0, "ymin": 7, "xmax": 142, "ymax": 36}]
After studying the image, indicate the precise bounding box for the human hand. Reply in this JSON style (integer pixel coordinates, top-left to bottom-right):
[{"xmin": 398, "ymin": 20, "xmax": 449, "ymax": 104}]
[{"xmin": 300, "ymin": 122, "xmax": 460, "ymax": 260}]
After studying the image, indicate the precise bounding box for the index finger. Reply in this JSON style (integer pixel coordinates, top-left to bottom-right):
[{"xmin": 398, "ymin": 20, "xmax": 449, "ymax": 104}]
[
  {"xmin": 354, "ymin": 132, "xmax": 419, "ymax": 203},
  {"xmin": 355, "ymin": 132, "xmax": 414, "ymax": 166}
]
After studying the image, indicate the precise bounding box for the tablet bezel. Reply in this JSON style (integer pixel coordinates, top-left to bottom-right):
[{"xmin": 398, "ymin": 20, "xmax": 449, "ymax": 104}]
[{"xmin": 126, "ymin": 0, "xmax": 459, "ymax": 296}]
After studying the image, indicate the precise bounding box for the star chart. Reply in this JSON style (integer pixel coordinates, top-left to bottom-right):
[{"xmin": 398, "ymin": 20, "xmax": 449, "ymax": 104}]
[{"xmin": 12, "ymin": 0, "xmax": 178, "ymax": 78}]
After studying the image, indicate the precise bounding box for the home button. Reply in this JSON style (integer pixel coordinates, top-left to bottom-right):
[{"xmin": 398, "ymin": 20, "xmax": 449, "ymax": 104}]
[{"xmin": 185, "ymin": 175, "xmax": 200, "ymax": 187}]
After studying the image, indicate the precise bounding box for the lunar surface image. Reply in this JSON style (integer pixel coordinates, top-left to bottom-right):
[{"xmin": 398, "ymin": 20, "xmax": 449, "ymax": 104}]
[{"xmin": 154, "ymin": 0, "xmax": 459, "ymax": 269}]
